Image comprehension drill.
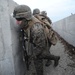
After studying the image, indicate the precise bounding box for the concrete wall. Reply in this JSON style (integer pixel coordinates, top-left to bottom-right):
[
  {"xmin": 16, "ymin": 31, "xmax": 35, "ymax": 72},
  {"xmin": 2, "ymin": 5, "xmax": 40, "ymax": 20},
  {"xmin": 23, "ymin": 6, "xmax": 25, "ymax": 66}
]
[
  {"xmin": 10, "ymin": 16, "xmax": 26, "ymax": 75},
  {"xmin": 0, "ymin": 0, "xmax": 26, "ymax": 75},
  {"xmin": 52, "ymin": 14, "xmax": 75, "ymax": 47}
]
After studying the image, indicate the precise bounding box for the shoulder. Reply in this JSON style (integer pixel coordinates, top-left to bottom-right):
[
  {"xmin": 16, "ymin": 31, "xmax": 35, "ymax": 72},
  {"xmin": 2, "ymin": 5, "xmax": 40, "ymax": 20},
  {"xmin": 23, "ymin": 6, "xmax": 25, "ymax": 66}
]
[
  {"xmin": 31, "ymin": 22, "xmax": 43, "ymax": 30},
  {"xmin": 30, "ymin": 22, "xmax": 44, "ymax": 34}
]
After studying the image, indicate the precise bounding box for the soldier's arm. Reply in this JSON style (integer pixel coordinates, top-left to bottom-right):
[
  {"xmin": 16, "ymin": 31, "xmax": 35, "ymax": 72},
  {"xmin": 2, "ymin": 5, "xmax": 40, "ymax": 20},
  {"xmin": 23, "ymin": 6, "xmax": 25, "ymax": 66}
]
[{"xmin": 31, "ymin": 23, "xmax": 46, "ymax": 56}]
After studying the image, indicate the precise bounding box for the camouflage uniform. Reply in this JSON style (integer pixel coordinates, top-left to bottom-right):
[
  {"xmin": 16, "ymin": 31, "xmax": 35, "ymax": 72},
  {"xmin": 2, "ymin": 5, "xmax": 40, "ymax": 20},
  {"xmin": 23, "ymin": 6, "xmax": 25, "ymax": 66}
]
[{"xmin": 13, "ymin": 5, "xmax": 60, "ymax": 75}]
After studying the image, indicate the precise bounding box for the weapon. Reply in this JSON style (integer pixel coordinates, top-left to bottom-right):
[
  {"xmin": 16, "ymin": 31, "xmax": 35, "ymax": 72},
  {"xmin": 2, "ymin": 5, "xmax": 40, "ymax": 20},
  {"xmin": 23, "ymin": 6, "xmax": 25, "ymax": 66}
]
[
  {"xmin": 20, "ymin": 29, "xmax": 30, "ymax": 70},
  {"xmin": 23, "ymin": 45, "xmax": 30, "ymax": 70}
]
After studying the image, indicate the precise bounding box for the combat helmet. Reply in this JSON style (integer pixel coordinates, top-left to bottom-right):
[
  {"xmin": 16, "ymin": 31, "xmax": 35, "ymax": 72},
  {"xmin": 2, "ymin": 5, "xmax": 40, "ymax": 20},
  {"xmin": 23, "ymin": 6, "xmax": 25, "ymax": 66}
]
[
  {"xmin": 33, "ymin": 8, "xmax": 40, "ymax": 15},
  {"xmin": 41, "ymin": 11, "xmax": 47, "ymax": 16},
  {"xmin": 13, "ymin": 5, "xmax": 32, "ymax": 20}
]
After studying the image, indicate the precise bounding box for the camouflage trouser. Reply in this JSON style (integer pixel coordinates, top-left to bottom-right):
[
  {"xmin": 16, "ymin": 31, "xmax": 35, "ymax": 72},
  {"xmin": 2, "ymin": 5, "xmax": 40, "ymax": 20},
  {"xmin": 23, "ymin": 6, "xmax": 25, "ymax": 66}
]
[
  {"xmin": 39, "ymin": 53, "xmax": 57, "ymax": 60},
  {"xmin": 32, "ymin": 44, "xmax": 53, "ymax": 75},
  {"xmin": 33, "ymin": 53, "xmax": 58, "ymax": 75},
  {"xmin": 33, "ymin": 58, "xmax": 43, "ymax": 75}
]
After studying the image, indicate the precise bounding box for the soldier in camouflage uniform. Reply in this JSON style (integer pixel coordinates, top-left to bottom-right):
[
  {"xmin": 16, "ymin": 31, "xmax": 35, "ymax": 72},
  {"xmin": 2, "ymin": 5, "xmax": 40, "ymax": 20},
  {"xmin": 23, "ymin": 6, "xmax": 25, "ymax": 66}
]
[
  {"xmin": 41, "ymin": 11, "xmax": 47, "ymax": 16},
  {"xmin": 33, "ymin": 8, "xmax": 40, "ymax": 15},
  {"xmin": 41, "ymin": 11, "xmax": 52, "ymax": 24},
  {"xmin": 13, "ymin": 5, "xmax": 60, "ymax": 75},
  {"xmin": 33, "ymin": 9, "xmax": 52, "ymax": 66},
  {"xmin": 33, "ymin": 9, "xmax": 59, "ymax": 66}
]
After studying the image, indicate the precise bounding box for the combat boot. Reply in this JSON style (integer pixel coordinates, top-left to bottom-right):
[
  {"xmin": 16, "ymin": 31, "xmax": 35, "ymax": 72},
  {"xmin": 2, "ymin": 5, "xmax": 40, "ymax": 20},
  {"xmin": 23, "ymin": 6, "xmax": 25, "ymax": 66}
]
[
  {"xmin": 54, "ymin": 56, "xmax": 60, "ymax": 67},
  {"xmin": 45, "ymin": 59, "xmax": 52, "ymax": 67}
]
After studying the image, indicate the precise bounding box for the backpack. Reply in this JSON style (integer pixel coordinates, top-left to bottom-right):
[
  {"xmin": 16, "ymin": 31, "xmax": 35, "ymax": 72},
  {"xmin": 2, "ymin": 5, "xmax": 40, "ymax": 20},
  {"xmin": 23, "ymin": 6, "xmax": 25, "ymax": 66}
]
[
  {"xmin": 26, "ymin": 16, "xmax": 57, "ymax": 45},
  {"xmin": 34, "ymin": 14, "xmax": 52, "ymax": 29}
]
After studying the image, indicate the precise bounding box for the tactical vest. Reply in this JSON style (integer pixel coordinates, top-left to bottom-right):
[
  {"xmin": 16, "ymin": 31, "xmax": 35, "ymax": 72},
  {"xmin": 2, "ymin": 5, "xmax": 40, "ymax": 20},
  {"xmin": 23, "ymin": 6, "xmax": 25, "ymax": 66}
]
[{"xmin": 25, "ymin": 16, "xmax": 57, "ymax": 45}]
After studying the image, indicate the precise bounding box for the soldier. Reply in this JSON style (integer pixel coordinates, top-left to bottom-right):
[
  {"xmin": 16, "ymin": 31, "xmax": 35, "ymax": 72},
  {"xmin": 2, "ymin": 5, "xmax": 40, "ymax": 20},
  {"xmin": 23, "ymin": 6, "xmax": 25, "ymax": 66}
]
[
  {"xmin": 33, "ymin": 9, "xmax": 52, "ymax": 66},
  {"xmin": 33, "ymin": 9, "xmax": 58, "ymax": 66},
  {"xmin": 33, "ymin": 8, "xmax": 40, "ymax": 15},
  {"xmin": 13, "ymin": 5, "xmax": 60, "ymax": 75},
  {"xmin": 41, "ymin": 11, "xmax": 47, "ymax": 16},
  {"xmin": 41, "ymin": 11, "xmax": 52, "ymax": 24}
]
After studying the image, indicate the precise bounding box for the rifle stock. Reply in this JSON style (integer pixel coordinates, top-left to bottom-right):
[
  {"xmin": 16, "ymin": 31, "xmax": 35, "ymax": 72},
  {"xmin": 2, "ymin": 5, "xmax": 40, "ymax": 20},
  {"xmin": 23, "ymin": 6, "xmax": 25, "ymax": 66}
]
[
  {"xmin": 20, "ymin": 29, "xmax": 30, "ymax": 70},
  {"xmin": 23, "ymin": 49, "xmax": 29, "ymax": 70}
]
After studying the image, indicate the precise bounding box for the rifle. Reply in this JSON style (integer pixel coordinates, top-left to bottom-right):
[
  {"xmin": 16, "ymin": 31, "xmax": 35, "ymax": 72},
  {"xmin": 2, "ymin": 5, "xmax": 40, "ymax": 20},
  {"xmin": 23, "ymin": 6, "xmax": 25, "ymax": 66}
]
[
  {"xmin": 20, "ymin": 29, "xmax": 30, "ymax": 70},
  {"xmin": 23, "ymin": 45, "xmax": 30, "ymax": 70}
]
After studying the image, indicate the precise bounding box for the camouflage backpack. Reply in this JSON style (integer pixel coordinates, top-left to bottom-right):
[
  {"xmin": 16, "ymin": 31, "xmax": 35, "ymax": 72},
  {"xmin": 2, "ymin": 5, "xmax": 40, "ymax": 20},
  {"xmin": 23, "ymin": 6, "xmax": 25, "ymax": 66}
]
[{"xmin": 28, "ymin": 16, "xmax": 57, "ymax": 45}]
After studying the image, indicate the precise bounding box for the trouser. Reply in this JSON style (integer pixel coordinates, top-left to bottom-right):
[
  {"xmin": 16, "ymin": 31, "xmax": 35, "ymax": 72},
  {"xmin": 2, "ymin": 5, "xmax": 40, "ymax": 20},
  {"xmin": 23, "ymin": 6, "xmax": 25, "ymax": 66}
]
[
  {"xmin": 40, "ymin": 42, "xmax": 57, "ymax": 61},
  {"xmin": 32, "ymin": 42, "xmax": 57, "ymax": 75},
  {"xmin": 33, "ymin": 58, "xmax": 43, "ymax": 75},
  {"xmin": 39, "ymin": 54, "xmax": 57, "ymax": 60},
  {"xmin": 33, "ymin": 54, "xmax": 58, "ymax": 75}
]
